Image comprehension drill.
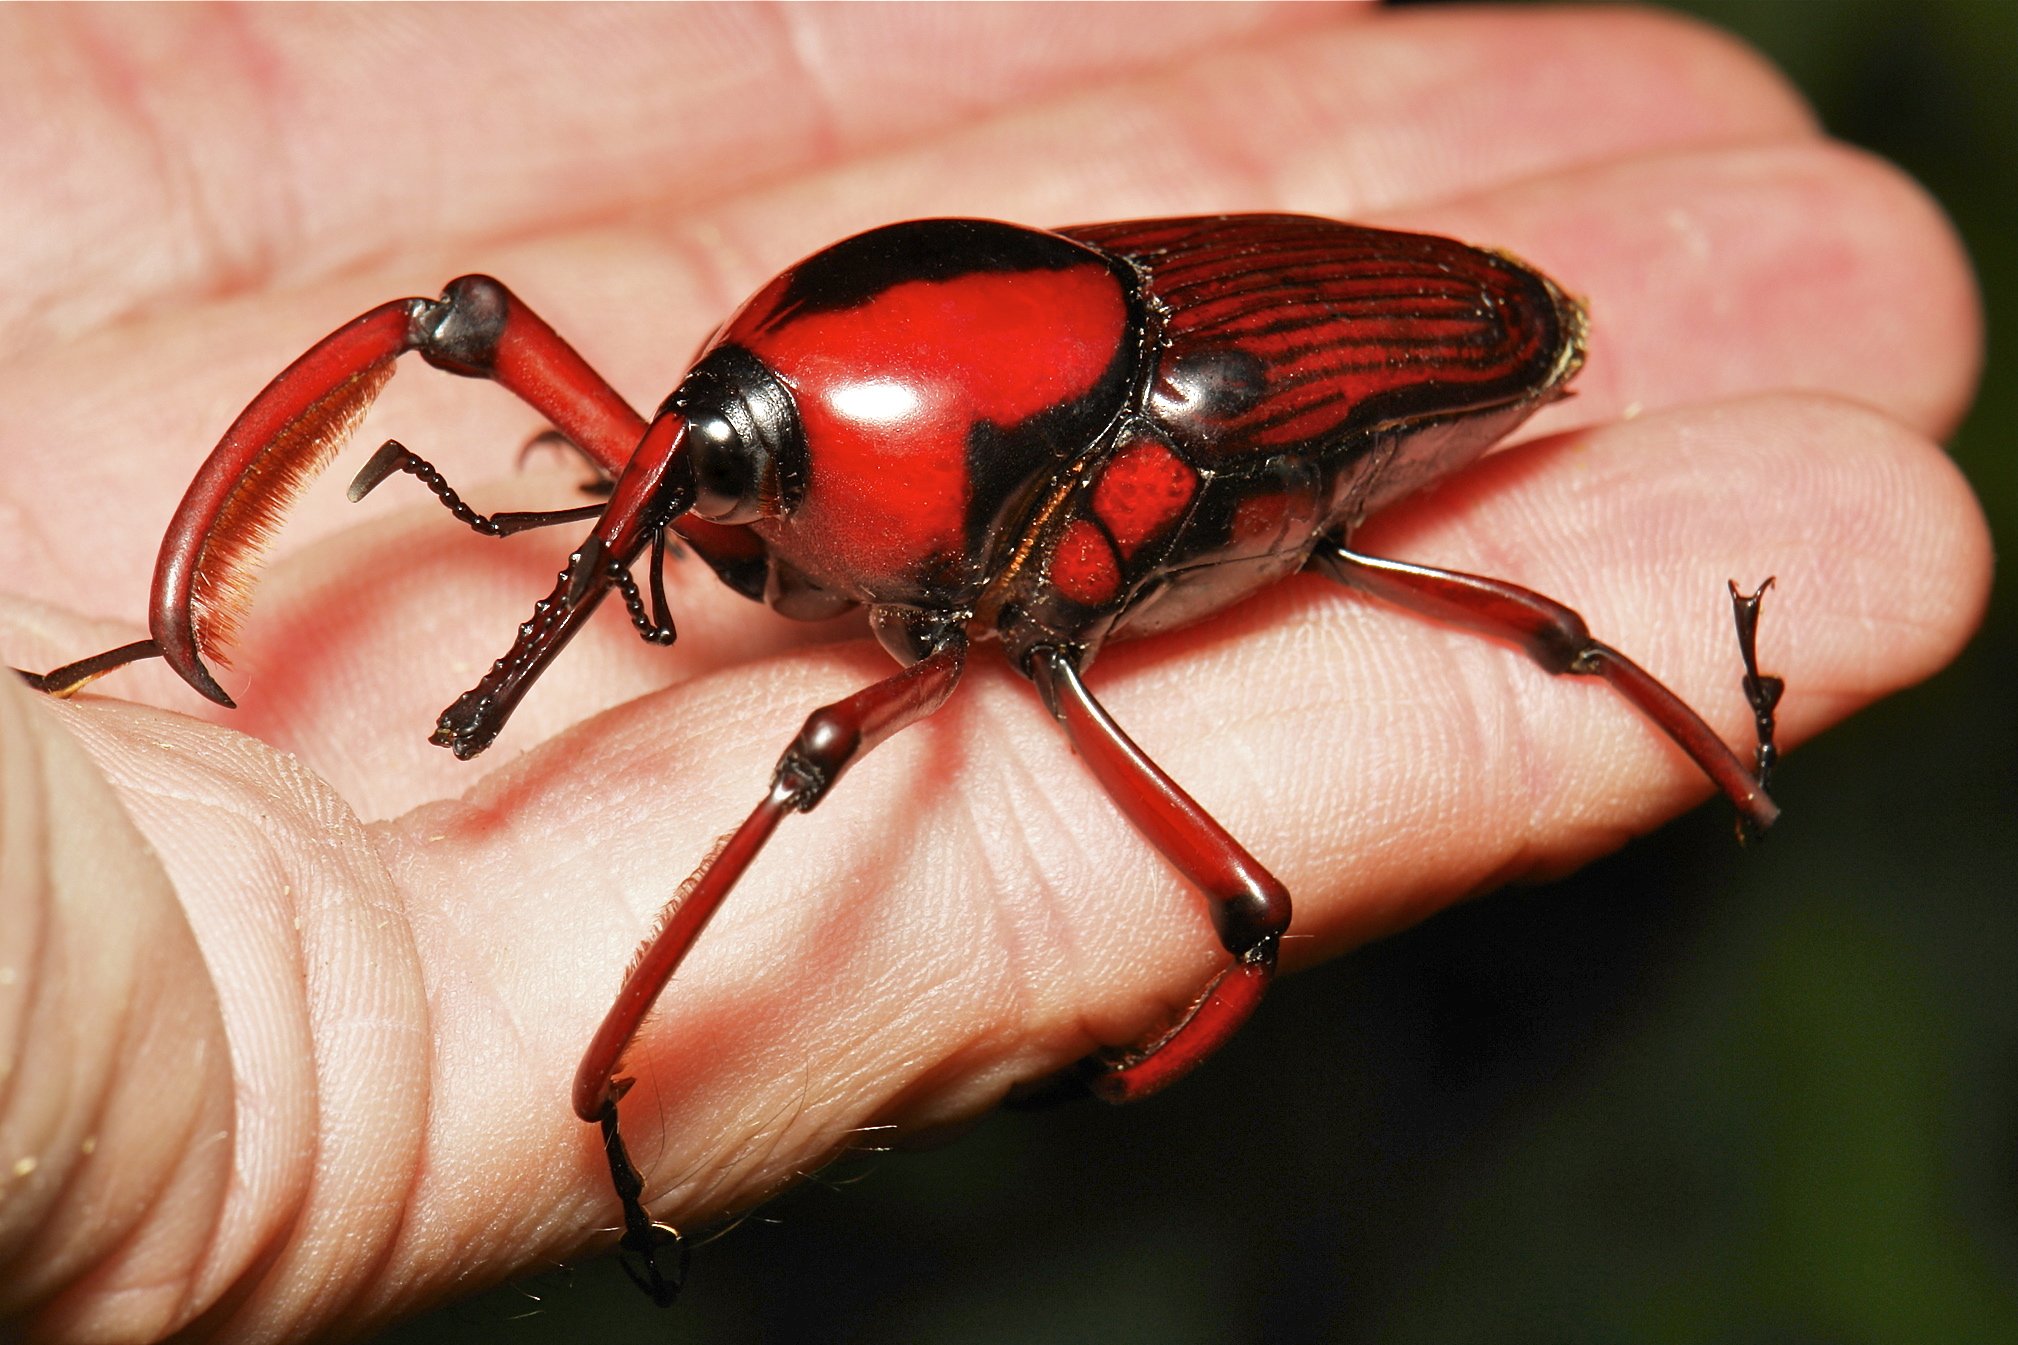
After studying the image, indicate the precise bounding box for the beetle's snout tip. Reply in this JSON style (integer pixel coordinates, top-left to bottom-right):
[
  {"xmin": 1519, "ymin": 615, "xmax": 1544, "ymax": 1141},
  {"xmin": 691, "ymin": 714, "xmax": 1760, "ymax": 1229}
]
[{"xmin": 430, "ymin": 700, "xmax": 497, "ymax": 759}]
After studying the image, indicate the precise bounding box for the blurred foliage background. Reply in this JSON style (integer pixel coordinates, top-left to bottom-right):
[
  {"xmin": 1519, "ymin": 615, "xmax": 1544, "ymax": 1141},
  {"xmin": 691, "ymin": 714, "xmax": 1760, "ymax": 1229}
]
[{"xmin": 385, "ymin": 2, "xmax": 2016, "ymax": 1340}]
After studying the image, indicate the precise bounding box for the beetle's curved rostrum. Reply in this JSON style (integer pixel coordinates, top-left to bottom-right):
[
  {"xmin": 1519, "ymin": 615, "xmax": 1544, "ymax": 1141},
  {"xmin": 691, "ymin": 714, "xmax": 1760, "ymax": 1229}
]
[{"xmin": 16, "ymin": 215, "xmax": 1779, "ymax": 1306}]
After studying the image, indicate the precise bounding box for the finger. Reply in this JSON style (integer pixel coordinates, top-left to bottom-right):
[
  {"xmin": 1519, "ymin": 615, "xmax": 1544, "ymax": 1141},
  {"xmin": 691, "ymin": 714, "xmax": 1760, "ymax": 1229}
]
[
  {"xmin": 1393, "ymin": 143, "xmax": 1983, "ymax": 443},
  {"xmin": 0, "ymin": 3, "xmax": 1825, "ymax": 613},
  {"xmin": 0, "ymin": 693, "xmax": 430, "ymax": 1342},
  {"xmin": 0, "ymin": 686, "xmax": 234, "ymax": 1340},
  {"xmin": 345, "ymin": 394, "xmax": 1985, "ymax": 1307},
  {"xmin": 685, "ymin": 4, "xmax": 1816, "ymax": 259},
  {"xmin": 0, "ymin": 4, "xmax": 1330, "ymax": 348}
]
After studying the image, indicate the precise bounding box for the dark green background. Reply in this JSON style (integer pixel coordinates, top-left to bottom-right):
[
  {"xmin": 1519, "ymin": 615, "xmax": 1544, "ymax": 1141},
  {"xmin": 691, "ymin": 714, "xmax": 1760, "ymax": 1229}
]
[{"xmin": 387, "ymin": 3, "xmax": 2017, "ymax": 1340}]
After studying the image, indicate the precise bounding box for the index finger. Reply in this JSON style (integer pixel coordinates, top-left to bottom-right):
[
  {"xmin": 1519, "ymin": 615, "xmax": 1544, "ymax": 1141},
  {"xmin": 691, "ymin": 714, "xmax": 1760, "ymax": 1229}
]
[{"xmin": 0, "ymin": 3, "xmax": 1334, "ymax": 350}]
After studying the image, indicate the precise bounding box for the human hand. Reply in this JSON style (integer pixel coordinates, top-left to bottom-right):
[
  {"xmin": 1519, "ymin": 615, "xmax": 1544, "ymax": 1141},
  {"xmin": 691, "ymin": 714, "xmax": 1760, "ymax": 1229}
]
[{"xmin": 0, "ymin": 6, "xmax": 1987, "ymax": 1340}]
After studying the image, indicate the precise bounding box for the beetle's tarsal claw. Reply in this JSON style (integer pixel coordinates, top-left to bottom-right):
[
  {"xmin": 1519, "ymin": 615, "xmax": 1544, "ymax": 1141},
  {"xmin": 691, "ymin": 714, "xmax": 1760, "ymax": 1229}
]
[
  {"xmin": 616, "ymin": 1219, "xmax": 688, "ymax": 1308},
  {"xmin": 429, "ymin": 694, "xmax": 492, "ymax": 759},
  {"xmin": 347, "ymin": 440, "xmax": 413, "ymax": 503},
  {"xmin": 597, "ymin": 1099, "xmax": 687, "ymax": 1307},
  {"xmin": 1727, "ymin": 577, "xmax": 1782, "ymax": 839}
]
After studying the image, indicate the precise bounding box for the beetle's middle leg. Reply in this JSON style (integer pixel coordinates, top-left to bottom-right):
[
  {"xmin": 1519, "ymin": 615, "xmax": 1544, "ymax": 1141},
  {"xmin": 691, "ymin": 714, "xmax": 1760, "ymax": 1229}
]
[
  {"xmin": 573, "ymin": 632, "xmax": 968, "ymax": 1306},
  {"xmin": 1027, "ymin": 647, "xmax": 1289, "ymax": 1103},
  {"xmin": 1308, "ymin": 540, "xmax": 1781, "ymax": 837},
  {"xmin": 14, "ymin": 276, "xmax": 764, "ymax": 706}
]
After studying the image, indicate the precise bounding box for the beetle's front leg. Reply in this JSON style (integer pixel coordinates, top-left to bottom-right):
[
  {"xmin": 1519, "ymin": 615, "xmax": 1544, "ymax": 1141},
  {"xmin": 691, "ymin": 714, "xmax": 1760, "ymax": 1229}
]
[
  {"xmin": 58, "ymin": 277, "xmax": 631, "ymax": 706},
  {"xmin": 17, "ymin": 276, "xmax": 759, "ymax": 706}
]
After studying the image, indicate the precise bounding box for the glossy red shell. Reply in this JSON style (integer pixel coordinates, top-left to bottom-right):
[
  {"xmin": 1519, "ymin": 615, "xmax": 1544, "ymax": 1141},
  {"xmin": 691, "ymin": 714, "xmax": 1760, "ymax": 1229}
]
[
  {"xmin": 716, "ymin": 226, "xmax": 1134, "ymax": 604},
  {"xmin": 1067, "ymin": 215, "xmax": 1577, "ymax": 460},
  {"xmin": 678, "ymin": 214, "xmax": 1584, "ymax": 666},
  {"xmin": 1091, "ymin": 432, "xmax": 1197, "ymax": 561},
  {"xmin": 1002, "ymin": 215, "xmax": 1584, "ymax": 659}
]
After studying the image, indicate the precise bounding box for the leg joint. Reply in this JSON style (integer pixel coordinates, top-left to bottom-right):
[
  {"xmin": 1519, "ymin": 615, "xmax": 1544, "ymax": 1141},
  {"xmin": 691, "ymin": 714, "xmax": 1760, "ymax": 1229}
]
[
  {"xmin": 1528, "ymin": 609, "xmax": 1596, "ymax": 674},
  {"xmin": 1211, "ymin": 875, "xmax": 1291, "ymax": 955},
  {"xmin": 411, "ymin": 275, "xmax": 512, "ymax": 377},
  {"xmin": 773, "ymin": 706, "xmax": 861, "ymax": 811}
]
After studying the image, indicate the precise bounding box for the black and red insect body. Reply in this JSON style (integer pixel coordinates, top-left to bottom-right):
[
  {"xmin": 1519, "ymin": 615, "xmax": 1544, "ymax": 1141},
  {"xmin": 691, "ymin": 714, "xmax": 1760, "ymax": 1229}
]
[{"xmin": 20, "ymin": 215, "xmax": 1782, "ymax": 1306}]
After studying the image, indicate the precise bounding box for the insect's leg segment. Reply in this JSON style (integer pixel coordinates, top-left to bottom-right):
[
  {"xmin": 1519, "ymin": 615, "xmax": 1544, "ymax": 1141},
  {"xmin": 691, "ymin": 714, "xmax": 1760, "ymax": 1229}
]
[
  {"xmin": 427, "ymin": 412, "xmax": 704, "ymax": 760},
  {"xmin": 597, "ymin": 1103, "xmax": 688, "ymax": 1306},
  {"xmin": 572, "ymin": 633, "xmax": 968, "ymax": 1306},
  {"xmin": 1310, "ymin": 542, "xmax": 1779, "ymax": 836},
  {"xmin": 346, "ymin": 439, "xmax": 607, "ymax": 537},
  {"xmin": 142, "ymin": 278, "xmax": 650, "ymax": 708},
  {"xmin": 18, "ymin": 641, "xmax": 165, "ymax": 699},
  {"xmin": 1028, "ymin": 648, "xmax": 1289, "ymax": 1103},
  {"xmin": 517, "ymin": 427, "xmax": 616, "ymax": 496},
  {"xmin": 1729, "ymin": 578, "xmax": 1782, "ymax": 794},
  {"xmin": 17, "ymin": 275, "xmax": 760, "ymax": 708}
]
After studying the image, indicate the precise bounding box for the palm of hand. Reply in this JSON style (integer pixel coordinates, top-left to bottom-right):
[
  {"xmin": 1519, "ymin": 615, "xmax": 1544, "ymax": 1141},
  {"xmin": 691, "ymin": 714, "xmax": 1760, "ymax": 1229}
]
[{"xmin": 0, "ymin": 6, "xmax": 1988, "ymax": 1340}]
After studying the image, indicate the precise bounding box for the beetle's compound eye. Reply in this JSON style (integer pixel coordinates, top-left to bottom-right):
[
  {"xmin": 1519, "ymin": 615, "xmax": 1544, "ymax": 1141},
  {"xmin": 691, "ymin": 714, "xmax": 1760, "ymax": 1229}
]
[
  {"xmin": 677, "ymin": 344, "xmax": 805, "ymax": 525},
  {"xmin": 687, "ymin": 409, "xmax": 755, "ymax": 522}
]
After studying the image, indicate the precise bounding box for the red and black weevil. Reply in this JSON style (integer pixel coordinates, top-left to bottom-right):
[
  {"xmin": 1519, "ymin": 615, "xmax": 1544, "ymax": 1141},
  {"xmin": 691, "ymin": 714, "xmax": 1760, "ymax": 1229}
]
[{"xmin": 19, "ymin": 215, "xmax": 1781, "ymax": 1305}]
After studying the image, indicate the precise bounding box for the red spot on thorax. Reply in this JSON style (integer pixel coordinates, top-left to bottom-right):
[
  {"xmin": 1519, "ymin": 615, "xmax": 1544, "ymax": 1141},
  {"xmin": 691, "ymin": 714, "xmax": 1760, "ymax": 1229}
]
[
  {"xmin": 1049, "ymin": 517, "xmax": 1121, "ymax": 607},
  {"xmin": 733, "ymin": 264, "xmax": 1127, "ymax": 592},
  {"xmin": 1231, "ymin": 492, "xmax": 1291, "ymax": 546},
  {"xmin": 1092, "ymin": 432, "xmax": 1196, "ymax": 559}
]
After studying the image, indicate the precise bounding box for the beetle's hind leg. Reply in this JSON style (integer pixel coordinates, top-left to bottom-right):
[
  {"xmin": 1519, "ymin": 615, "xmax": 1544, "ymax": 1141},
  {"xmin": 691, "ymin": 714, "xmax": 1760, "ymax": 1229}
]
[
  {"xmin": 1309, "ymin": 541, "xmax": 1780, "ymax": 838},
  {"xmin": 1026, "ymin": 648, "xmax": 1290, "ymax": 1103}
]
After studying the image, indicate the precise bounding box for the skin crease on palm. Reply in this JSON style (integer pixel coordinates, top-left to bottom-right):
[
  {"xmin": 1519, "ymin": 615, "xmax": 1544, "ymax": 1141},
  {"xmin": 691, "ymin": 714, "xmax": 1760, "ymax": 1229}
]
[{"xmin": 0, "ymin": 4, "xmax": 1992, "ymax": 1341}]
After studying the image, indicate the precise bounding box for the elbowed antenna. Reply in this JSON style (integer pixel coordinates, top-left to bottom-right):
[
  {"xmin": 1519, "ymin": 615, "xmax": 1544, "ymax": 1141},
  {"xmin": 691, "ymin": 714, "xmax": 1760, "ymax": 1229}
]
[{"xmin": 430, "ymin": 413, "xmax": 699, "ymax": 759}]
